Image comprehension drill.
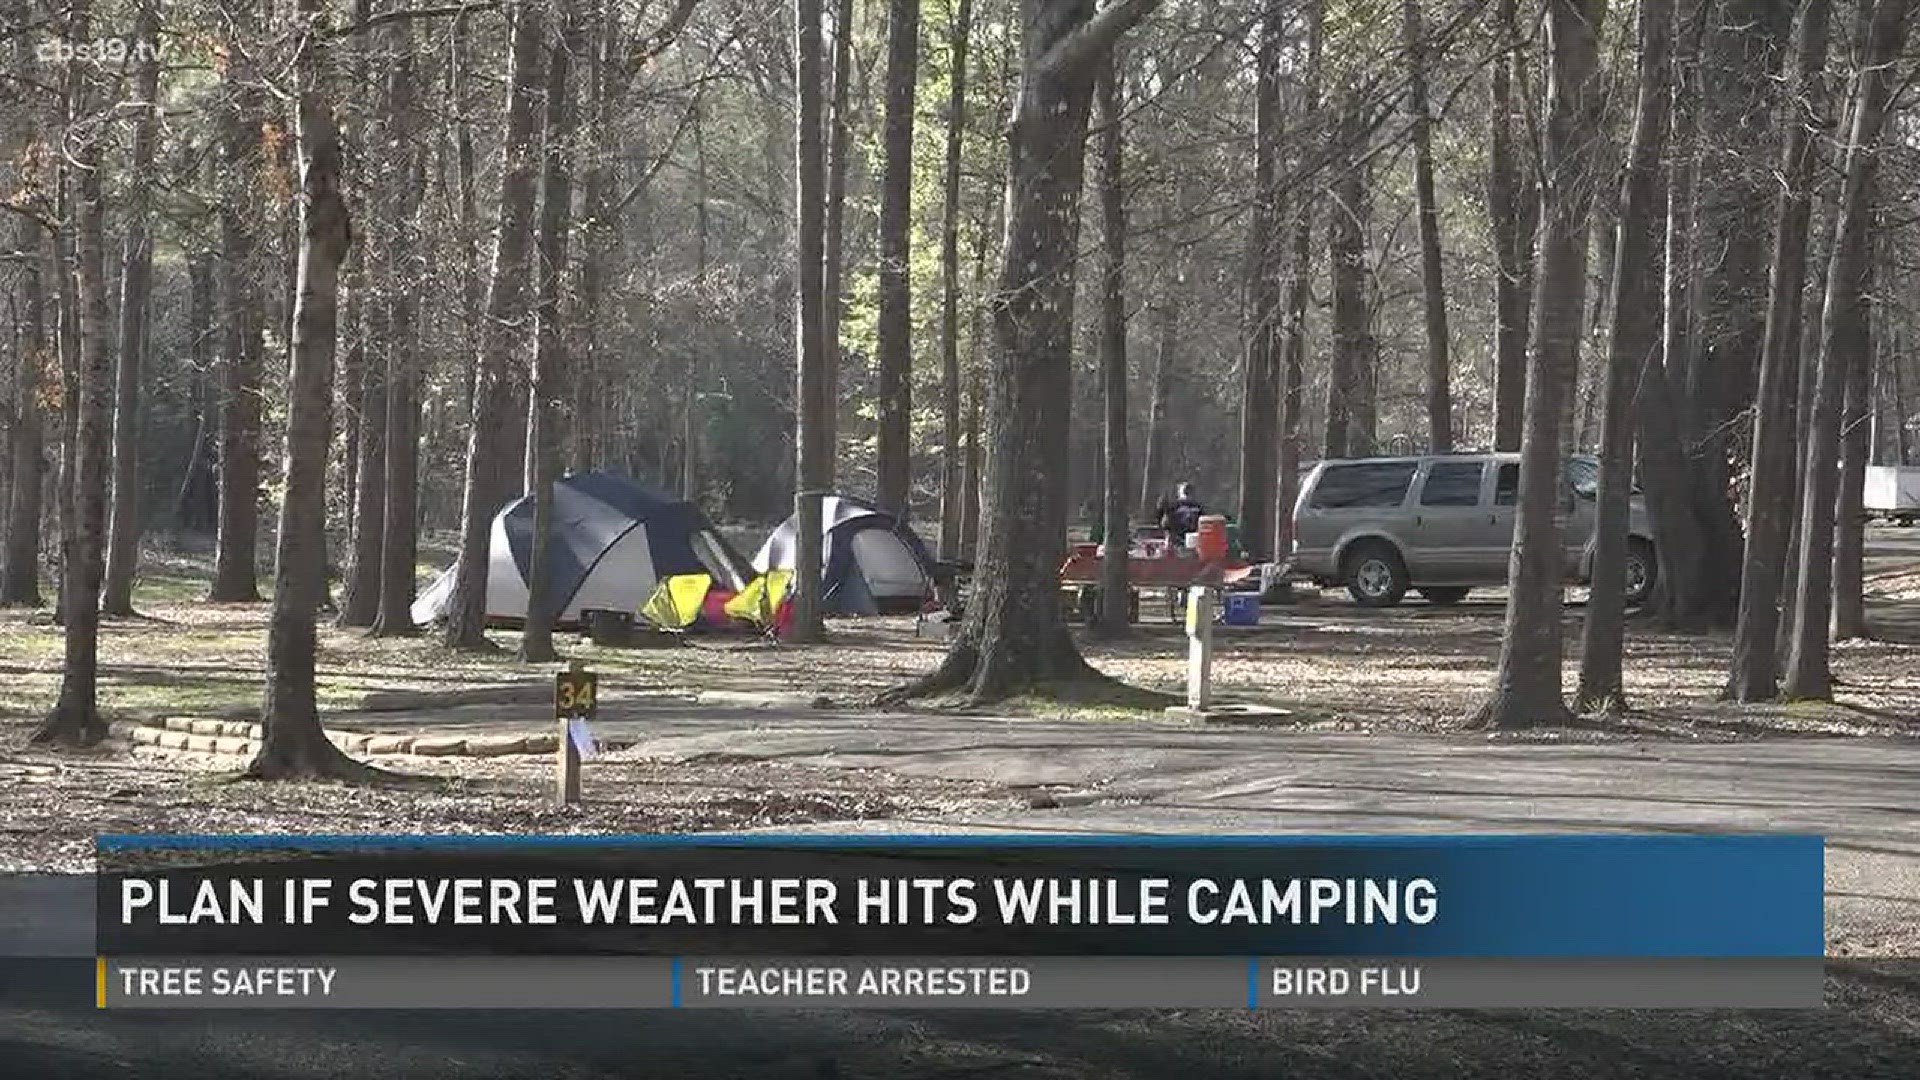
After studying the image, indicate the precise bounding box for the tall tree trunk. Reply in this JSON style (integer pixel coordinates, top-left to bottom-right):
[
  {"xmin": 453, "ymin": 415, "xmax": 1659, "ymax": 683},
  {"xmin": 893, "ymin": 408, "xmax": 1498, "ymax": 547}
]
[
  {"xmin": 373, "ymin": 20, "xmax": 425, "ymax": 638},
  {"xmin": 875, "ymin": 0, "xmax": 921, "ymax": 517},
  {"xmin": 210, "ymin": 10, "xmax": 264, "ymax": 603},
  {"xmin": 336, "ymin": 307, "xmax": 386, "ymax": 625},
  {"xmin": 336, "ymin": 14, "xmax": 388, "ymax": 633},
  {"xmin": 1780, "ymin": 197, "xmax": 1838, "ymax": 649},
  {"xmin": 1474, "ymin": 0, "xmax": 1607, "ymax": 731},
  {"xmin": 791, "ymin": 0, "xmax": 830, "ymax": 643},
  {"xmin": 444, "ymin": 1, "xmax": 547, "ymax": 651},
  {"xmin": 522, "ymin": 10, "xmax": 580, "ymax": 665},
  {"xmin": 251, "ymin": 0, "xmax": 363, "ymax": 779},
  {"xmin": 452, "ymin": 9, "xmax": 485, "ymax": 423},
  {"xmin": 1488, "ymin": 0, "xmax": 1537, "ymax": 451},
  {"xmin": 885, "ymin": 0, "xmax": 1160, "ymax": 704},
  {"xmin": 821, "ymin": 0, "xmax": 854, "ymax": 481},
  {"xmin": 2, "ymin": 147, "xmax": 48, "ymax": 606},
  {"xmin": 100, "ymin": 1, "xmax": 161, "ymax": 616},
  {"xmin": 1831, "ymin": 240, "xmax": 1876, "ymax": 641},
  {"xmin": 1727, "ymin": 0, "xmax": 1835, "ymax": 700},
  {"xmin": 1325, "ymin": 97, "xmax": 1374, "ymax": 459},
  {"xmin": 961, "ymin": 204, "xmax": 993, "ymax": 559},
  {"xmin": 1783, "ymin": 0, "xmax": 1911, "ymax": 699},
  {"xmin": 172, "ymin": 253, "xmax": 219, "ymax": 534},
  {"xmin": 937, "ymin": 0, "xmax": 975, "ymax": 559},
  {"xmin": 1892, "ymin": 340, "xmax": 1911, "ymax": 464},
  {"xmin": 51, "ymin": 136, "xmax": 79, "ymax": 626},
  {"xmin": 1404, "ymin": 0, "xmax": 1451, "ymax": 452},
  {"xmin": 1632, "ymin": 0, "xmax": 1741, "ymax": 631},
  {"xmin": 1237, "ymin": 1, "xmax": 1283, "ymax": 562},
  {"xmin": 1093, "ymin": 53, "xmax": 1131, "ymax": 634},
  {"xmin": 1577, "ymin": 0, "xmax": 1673, "ymax": 712},
  {"xmin": 1139, "ymin": 274, "xmax": 1177, "ymax": 520},
  {"xmin": 1277, "ymin": 0, "xmax": 1323, "ymax": 550},
  {"xmin": 35, "ymin": 0, "xmax": 112, "ymax": 746}
]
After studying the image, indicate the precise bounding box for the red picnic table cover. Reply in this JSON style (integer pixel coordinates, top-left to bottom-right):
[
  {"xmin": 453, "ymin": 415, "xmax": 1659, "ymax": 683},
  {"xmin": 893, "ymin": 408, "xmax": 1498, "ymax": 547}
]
[{"xmin": 1058, "ymin": 549, "xmax": 1256, "ymax": 587}]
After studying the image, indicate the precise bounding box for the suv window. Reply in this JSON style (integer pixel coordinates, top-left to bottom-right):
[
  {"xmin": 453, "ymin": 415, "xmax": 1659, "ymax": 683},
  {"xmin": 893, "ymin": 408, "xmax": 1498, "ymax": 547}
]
[
  {"xmin": 1310, "ymin": 462, "xmax": 1418, "ymax": 509},
  {"xmin": 1494, "ymin": 463, "xmax": 1519, "ymax": 506},
  {"xmin": 1420, "ymin": 461, "xmax": 1485, "ymax": 507}
]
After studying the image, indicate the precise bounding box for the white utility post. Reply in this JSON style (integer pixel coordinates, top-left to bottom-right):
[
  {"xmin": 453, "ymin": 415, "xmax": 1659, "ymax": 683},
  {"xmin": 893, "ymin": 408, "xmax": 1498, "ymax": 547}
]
[{"xmin": 1184, "ymin": 585, "xmax": 1215, "ymax": 711}]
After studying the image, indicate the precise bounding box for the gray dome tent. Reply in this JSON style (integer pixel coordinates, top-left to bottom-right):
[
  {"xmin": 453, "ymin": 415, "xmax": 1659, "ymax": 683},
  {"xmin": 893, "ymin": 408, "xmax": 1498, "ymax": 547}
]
[
  {"xmin": 411, "ymin": 472, "xmax": 752, "ymax": 628},
  {"xmin": 753, "ymin": 495, "xmax": 936, "ymax": 615}
]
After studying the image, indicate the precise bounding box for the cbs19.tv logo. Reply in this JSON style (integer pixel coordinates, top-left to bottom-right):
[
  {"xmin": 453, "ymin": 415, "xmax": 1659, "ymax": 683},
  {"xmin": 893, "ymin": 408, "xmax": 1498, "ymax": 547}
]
[{"xmin": 34, "ymin": 36, "xmax": 162, "ymax": 64}]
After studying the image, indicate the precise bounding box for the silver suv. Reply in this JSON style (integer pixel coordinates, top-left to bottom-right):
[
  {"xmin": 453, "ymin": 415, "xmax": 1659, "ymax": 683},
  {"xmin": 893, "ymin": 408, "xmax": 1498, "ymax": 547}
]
[{"xmin": 1288, "ymin": 454, "xmax": 1656, "ymax": 607}]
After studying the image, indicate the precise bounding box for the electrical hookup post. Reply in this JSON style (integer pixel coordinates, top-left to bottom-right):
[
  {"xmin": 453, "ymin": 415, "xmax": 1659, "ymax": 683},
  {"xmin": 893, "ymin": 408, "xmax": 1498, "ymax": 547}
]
[
  {"xmin": 1184, "ymin": 584, "xmax": 1216, "ymax": 711},
  {"xmin": 554, "ymin": 662, "xmax": 598, "ymax": 806}
]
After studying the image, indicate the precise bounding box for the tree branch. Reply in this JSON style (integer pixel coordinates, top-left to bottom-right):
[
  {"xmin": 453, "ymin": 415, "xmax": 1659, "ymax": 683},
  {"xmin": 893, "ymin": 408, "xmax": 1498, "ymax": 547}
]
[
  {"xmin": 1039, "ymin": 0, "xmax": 1160, "ymax": 78},
  {"xmin": 632, "ymin": 0, "xmax": 700, "ymax": 68},
  {"xmin": 328, "ymin": 2, "xmax": 501, "ymax": 38}
]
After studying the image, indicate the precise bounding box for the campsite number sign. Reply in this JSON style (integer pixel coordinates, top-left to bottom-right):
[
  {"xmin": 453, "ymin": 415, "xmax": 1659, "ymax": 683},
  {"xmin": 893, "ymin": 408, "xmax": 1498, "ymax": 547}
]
[{"xmin": 555, "ymin": 669, "xmax": 598, "ymax": 720}]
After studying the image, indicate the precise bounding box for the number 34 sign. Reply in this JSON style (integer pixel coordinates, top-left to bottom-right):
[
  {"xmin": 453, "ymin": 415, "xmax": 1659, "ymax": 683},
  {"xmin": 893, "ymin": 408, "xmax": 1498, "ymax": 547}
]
[{"xmin": 555, "ymin": 669, "xmax": 598, "ymax": 720}]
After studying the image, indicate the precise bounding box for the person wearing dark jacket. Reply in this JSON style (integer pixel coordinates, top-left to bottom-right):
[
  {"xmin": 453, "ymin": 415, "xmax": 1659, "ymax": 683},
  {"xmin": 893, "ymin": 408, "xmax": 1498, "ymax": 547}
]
[{"xmin": 1154, "ymin": 482, "xmax": 1205, "ymax": 548}]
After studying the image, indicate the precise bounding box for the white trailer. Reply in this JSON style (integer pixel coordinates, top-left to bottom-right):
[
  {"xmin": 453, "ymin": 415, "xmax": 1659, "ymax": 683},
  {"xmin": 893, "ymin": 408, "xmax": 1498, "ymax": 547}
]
[{"xmin": 1862, "ymin": 465, "xmax": 1920, "ymax": 525}]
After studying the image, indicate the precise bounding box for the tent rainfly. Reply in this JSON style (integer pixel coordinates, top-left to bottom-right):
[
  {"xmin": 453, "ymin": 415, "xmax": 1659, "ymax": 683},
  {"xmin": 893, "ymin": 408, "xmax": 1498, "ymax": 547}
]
[
  {"xmin": 410, "ymin": 472, "xmax": 753, "ymax": 628},
  {"xmin": 753, "ymin": 495, "xmax": 936, "ymax": 615}
]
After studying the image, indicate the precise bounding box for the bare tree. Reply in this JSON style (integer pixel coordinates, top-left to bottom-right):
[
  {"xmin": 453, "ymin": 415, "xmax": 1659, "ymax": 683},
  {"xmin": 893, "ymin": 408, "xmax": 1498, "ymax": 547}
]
[
  {"xmin": 885, "ymin": 0, "xmax": 1159, "ymax": 703},
  {"xmin": 1783, "ymin": 0, "xmax": 1911, "ymax": 699},
  {"xmin": 790, "ymin": 0, "xmax": 830, "ymax": 643},
  {"xmin": 210, "ymin": 1, "xmax": 266, "ymax": 603},
  {"xmin": 1236, "ymin": 0, "xmax": 1283, "ymax": 562},
  {"xmin": 522, "ymin": 6, "xmax": 582, "ymax": 665},
  {"xmin": 101, "ymin": 0, "xmax": 162, "ymax": 616},
  {"xmin": 444, "ymin": 1, "xmax": 547, "ymax": 650},
  {"xmin": 1403, "ymin": 0, "xmax": 1451, "ymax": 452},
  {"xmin": 1474, "ymin": 0, "xmax": 1607, "ymax": 731},
  {"xmin": 937, "ymin": 0, "xmax": 975, "ymax": 559},
  {"xmin": 1325, "ymin": 96, "xmax": 1375, "ymax": 459},
  {"xmin": 1486, "ymin": 0, "xmax": 1536, "ymax": 451},
  {"xmin": 821, "ymin": 0, "xmax": 855, "ymax": 480},
  {"xmin": 1093, "ymin": 52, "xmax": 1131, "ymax": 634},
  {"xmin": 1577, "ymin": 0, "xmax": 1673, "ymax": 712},
  {"xmin": 1831, "ymin": 229, "xmax": 1877, "ymax": 640},
  {"xmin": 372, "ymin": 19, "xmax": 424, "ymax": 638},
  {"xmin": 1276, "ymin": 0, "xmax": 1323, "ymax": 553},
  {"xmin": 1726, "ymin": 0, "xmax": 1835, "ymax": 700},
  {"xmin": 2, "ymin": 0, "xmax": 47, "ymax": 608},
  {"xmin": 250, "ymin": 0, "xmax": 365, "ymax": 779},
  {"xmin": 874, "ymin": 0, "xmax": 921, "ymax": 517},
  {"xmin": 34, "ymin": 0, "xmax": 112, "ymax": 746}
]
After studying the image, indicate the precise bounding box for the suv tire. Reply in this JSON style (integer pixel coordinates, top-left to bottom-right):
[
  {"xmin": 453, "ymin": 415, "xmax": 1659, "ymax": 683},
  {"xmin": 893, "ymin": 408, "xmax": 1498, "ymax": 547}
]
[
  {"xmin": 1343, "ymin": 541, "xmax": 1409, "ymax": 608},
  {"xmin": 1417, "ymin": 586, "xmax": 1470, "ymax": 605},
  {"xmin": 1625, "ymin": 538, "xmax": 1657, "ymax": 607}
]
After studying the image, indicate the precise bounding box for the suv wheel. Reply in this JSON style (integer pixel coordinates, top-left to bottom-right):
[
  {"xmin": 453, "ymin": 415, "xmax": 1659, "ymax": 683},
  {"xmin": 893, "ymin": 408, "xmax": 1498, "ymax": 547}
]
[
  {"xmin": 1343, "ymin": 541, "xmax": 1409, "ymax": 608},
  {"xmin": 1624, "ymin": 538, "xmax": 1657, "ymax": 607}
]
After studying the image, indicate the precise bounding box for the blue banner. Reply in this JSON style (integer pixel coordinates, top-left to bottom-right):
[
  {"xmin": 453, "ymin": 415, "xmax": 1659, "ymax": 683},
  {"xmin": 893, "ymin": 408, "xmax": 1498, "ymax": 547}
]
[{"xmin": 97, "ymin": 833, "xmax": 1824, "ymax": 959}]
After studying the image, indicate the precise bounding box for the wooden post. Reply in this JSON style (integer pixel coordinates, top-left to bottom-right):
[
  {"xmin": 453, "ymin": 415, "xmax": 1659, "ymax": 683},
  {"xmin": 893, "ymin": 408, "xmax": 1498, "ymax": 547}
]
[
  {"xmin": 1185, "ymin": 585, "xmax": 1214, "ymax": 710},
  {"xmin": 554, "ymin": 660, "xmax": 595, "ymax": 806}
]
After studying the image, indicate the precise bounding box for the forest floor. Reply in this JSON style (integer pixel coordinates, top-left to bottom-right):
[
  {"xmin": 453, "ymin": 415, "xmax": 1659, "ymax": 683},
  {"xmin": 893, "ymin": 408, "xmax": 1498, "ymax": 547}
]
[
  {"xmin": 3, "ymin": 527, "xmax": 1916, "ymax": 742},
  {"xmin": 0, "ymin": 526, "xmax": 1914, "ymax": 879},
  {"xmin": 2, "ymin": 533, "xmax": 1918, "ymax": 1076}
]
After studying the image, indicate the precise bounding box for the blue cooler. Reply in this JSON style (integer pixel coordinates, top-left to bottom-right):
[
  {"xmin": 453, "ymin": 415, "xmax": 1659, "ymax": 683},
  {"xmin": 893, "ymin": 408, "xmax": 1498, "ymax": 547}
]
[{"xmin": 1221, "ymin": 592, "xmax": 1261, "ymax": 626}]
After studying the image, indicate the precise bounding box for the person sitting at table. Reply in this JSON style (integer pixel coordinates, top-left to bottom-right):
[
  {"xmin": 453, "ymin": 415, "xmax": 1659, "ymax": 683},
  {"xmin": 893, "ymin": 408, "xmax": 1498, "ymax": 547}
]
[{"xmin": 1154, "ymin": 482, "xmax": 1205, "ymax": 550}]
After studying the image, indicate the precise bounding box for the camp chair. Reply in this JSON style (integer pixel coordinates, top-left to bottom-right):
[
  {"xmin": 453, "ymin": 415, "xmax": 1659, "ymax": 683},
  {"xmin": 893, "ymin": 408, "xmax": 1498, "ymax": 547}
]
[
  {"xmin": 641, "ymin": 573, "xmax": 713, "ymax": 631},
  {"xmin": 723, "ymin": 569, "xmax": 795, "ymax": 640}
]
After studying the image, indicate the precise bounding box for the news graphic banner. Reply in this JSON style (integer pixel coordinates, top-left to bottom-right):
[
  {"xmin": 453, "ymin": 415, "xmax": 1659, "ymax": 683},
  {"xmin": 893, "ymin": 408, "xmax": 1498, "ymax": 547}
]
[{"xmin": 95, "ymin": 833, "xmax": 1825, "ymax": 1009}]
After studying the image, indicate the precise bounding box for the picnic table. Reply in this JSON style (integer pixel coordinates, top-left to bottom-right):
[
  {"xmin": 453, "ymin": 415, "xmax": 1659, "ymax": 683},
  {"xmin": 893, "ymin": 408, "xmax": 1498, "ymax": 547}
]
[{"xmin": 1057, "ymin": 543, "xmax": 1257, "ymax": 622}]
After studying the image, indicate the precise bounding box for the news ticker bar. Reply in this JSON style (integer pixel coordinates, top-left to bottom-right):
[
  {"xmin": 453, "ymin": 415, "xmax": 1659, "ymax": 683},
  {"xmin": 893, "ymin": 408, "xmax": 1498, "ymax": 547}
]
[{"xmin": 98, "ymin": 956, "xmax": 1824, "ymax": 1010}]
